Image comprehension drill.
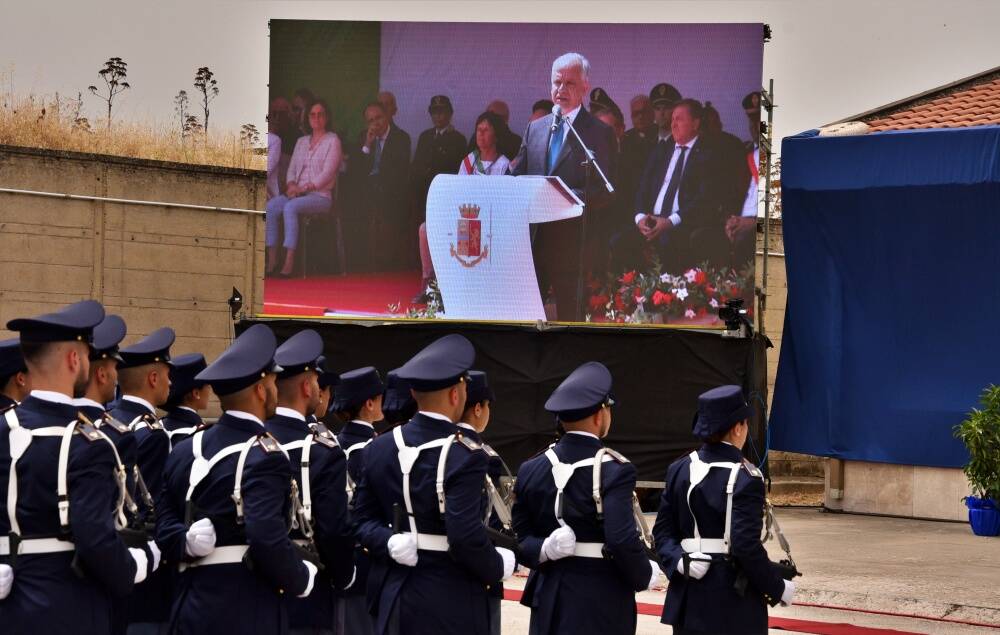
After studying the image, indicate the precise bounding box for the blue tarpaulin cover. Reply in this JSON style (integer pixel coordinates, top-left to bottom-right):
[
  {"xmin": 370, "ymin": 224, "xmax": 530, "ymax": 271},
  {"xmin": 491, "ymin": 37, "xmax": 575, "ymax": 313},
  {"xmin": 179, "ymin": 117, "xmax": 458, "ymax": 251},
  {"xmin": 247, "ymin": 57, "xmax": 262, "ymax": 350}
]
[{"xmin": 770, "ymin": 125, "xmax": 1000, "ymax": 468}]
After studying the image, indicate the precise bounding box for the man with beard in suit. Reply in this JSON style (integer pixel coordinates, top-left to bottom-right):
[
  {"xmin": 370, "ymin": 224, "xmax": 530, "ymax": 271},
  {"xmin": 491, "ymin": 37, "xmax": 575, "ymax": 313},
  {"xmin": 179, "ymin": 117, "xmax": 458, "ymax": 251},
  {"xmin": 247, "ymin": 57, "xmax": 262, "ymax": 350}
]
[{"xmin": 511, "ymin": 52, "xmax": 616, "ymax": 321}]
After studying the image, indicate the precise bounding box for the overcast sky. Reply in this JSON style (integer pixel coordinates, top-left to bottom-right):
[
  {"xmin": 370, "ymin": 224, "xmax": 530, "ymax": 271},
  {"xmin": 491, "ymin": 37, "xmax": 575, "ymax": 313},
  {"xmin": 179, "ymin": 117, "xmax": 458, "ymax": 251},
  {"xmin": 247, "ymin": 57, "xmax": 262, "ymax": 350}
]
[{"xmin": 3, "ymin": 0, "xmax": 998, "ymax": 148}]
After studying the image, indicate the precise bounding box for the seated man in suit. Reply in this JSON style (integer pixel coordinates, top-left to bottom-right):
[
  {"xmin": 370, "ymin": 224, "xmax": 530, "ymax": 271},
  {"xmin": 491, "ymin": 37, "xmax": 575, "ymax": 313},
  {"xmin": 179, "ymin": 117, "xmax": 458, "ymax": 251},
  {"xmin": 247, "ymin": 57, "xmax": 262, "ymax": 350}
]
[
  {"xmin": 511, "ymin": 52, "xmax": 616, "ymax": 322},
  {"xmin": 631, "ymin": 98, "xmax": 728, "ymax": 275},
  {"xmin": 352, "ymin": 101, "xmax": 412, "ymax": 271}
]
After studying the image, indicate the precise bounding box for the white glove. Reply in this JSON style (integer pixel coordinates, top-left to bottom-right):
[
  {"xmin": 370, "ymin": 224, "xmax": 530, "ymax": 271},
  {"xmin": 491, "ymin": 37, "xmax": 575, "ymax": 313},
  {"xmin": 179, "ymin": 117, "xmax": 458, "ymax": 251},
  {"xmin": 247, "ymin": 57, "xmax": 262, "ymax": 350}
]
[
  {"xmin": 129, "ymin": 547, "xmax": 149, "ymax": 584},
  {"xmin": 147, "ymin": 540, "xmax": 161, "ymax": 573},
  {"xmin": 387, "ymin": 533, "xmax": 418, "ymax": 567},
  {"xmin": 297, "ymin": 560, "xmax": 319, "ymax": 598},
  {"xmin": 185, "ymin": 518, "xmax": 217, "ymax": 558},
  {"xmin": 495, "ymin": 546, "xmax": 516, "ymax": 580},
  {"xmin": 0, "ymin": 564, "xmax": 13, "ymax": 599},
  {"xmin": 540, "ymin": 525, "xmax": 576, "ymax": 562},
  {"xmin": 676, "ymin": 552, "xmax": 711, "ymax": 580},
  {"xmin": 781, "ymin": 579, "xmax": 796, "ymax": 606},
  {"xmin": 646, "ymin": 559, "xmax": 662, "ymax": 590}
]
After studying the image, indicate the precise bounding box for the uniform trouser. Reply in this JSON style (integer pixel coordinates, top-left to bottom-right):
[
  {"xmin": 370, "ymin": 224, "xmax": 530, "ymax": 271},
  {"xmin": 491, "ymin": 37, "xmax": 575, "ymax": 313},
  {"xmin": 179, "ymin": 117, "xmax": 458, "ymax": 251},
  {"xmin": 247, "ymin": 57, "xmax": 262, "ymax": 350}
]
[
  {"xmin": 126, "ymin": 623, "xmax": 170, "ymax": 635},
  {"xmin": 265, "ymin": 193, "xmax": 332, "ymax": 249},
  {"xmin": 488, "ymin": 597, "xmax": 501, "ymax": 635},
  {"xmin": 335, "ymin": 595, "xmax": 374, "ymax": 635}
]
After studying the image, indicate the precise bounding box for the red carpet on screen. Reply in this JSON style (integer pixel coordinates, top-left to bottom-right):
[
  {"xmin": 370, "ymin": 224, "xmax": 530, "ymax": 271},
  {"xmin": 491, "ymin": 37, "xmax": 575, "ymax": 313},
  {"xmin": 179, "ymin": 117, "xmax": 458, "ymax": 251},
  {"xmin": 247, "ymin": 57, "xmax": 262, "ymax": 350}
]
[{"xmin": 263, "ymin": 272, "xmax": 424, "ymax": 317}]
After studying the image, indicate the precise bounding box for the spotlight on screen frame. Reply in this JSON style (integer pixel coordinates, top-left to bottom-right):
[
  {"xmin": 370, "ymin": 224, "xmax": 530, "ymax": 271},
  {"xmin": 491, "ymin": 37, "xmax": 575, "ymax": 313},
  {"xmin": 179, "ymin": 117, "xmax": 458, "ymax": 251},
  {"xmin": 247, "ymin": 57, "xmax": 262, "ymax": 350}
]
[{"xmin": 719, "ymin": 298, "xmax": 752, "ymax": 338}]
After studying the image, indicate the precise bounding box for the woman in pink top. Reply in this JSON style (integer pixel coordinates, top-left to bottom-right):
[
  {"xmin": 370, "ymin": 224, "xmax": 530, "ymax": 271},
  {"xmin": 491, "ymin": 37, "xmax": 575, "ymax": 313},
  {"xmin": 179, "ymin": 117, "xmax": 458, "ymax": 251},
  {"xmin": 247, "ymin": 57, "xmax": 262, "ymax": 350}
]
[{"xmin": 266, "ymin": 99, "xmax": 342, "ymax": 277}]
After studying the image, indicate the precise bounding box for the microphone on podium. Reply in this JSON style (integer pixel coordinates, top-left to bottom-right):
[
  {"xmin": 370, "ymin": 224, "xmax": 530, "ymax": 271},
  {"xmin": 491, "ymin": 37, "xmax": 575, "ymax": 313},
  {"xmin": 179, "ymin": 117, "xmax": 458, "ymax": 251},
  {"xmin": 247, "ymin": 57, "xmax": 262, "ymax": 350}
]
[{"xmin": 550, "ymin": 104, "xmax": 563, "ymax": 132}]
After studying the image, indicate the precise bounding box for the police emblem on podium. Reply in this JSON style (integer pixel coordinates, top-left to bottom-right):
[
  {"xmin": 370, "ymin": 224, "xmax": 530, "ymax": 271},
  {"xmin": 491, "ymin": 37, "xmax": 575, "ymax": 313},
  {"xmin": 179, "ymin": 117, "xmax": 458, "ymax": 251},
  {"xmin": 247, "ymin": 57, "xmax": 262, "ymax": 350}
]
[{"xmin": 450, "ymin": 203, "xmax": 490, "ymax": 267}]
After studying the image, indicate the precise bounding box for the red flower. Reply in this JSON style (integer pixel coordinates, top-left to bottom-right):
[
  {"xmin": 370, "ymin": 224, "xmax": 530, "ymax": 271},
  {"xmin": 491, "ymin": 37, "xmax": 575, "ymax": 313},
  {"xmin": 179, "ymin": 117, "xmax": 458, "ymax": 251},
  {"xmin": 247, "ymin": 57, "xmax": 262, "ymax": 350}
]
[
  {"xmin": 652, "ymin": 290, "xmax": 673, "ymax": 306},
  {"xmin": 695, "ymin": 270, "xmax": 707, "ymax": 285},
  {"xmin": 589, "ymin": 294, "xmax": 609, "ymax": 311},
  {"xmin": 614, "ymin": 293, "xmax": 625, "ymax": 311},
  {"xmin": 621, "ymin": 270, "xmax": 637, "ymax": 284}
]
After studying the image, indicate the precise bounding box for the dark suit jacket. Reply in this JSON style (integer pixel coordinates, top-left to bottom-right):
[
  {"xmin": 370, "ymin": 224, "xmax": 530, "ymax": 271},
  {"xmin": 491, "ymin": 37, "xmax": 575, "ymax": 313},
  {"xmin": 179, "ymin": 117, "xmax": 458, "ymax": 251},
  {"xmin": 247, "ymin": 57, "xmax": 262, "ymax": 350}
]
[
  {"xmin": 634, "ymin": 136, "xmax": 728, "ymax": 234},
  {"xmin": 352, "ymin": 124, "xmax": 412, "ymax": 217},
  {"xmin": 511, "ymin": 107, "xmax": 616, "ymax": 210}
]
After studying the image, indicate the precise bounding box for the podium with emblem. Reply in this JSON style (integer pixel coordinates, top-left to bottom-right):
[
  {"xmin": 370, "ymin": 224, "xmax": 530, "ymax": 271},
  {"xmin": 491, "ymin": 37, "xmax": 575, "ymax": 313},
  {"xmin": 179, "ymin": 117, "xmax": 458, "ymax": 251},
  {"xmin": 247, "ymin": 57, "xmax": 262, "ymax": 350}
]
[{"xmin": 425, "ymin": 174, "xmax": 583, "ymax": 321}]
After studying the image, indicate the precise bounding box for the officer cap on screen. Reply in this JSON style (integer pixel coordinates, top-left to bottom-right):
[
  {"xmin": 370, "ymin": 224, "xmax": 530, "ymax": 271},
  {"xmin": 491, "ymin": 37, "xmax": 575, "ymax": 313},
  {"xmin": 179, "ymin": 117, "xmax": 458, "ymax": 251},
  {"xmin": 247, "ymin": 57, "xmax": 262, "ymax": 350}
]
[
  {"xmin": 691, "ymin": 384, "xmax": 753, "ymax": 440},
  {"xmin": 332, "ymin": 367, "xmax": 384, "ymax": 412},
  {"xmin": 589, "ymin": 87, "xmax": 619, "ymax": 116},
  {"xmin": 428, "ymin": 95, "xmax": 454, "ymax": 114},
  {"xmin": 118, "ymin": 327, "xmax": 176, "ymax": 369},
  {"xmin": 195, "ymin": 323, "xmax": 281, "ymax": 396},
  {"xmin": 275, "ymin": 329, "xmax": 324, "ymax": 380},
  {"xmin": 0, "ymin": 338, "xmax": 27, "ymax": 382},
  {"xmin": 90, "ymin": 314, "xmax": 127, "ymax": 363},
  {"xmin": 649, "ymin": 83, "xmax": 682, "ymax": 108},
  {"xmin": 465, "ymin": 370, "xmax": 495, "ymax": 406},
  {"xmin": 396, "ymin": 334, "xmax": 475, "ymax": 392},
  {"xmin": 544, "ymin": 361, "xmax": 615, "ymax": 422},
  {"xmin": 7, "ymin": 299, "xmax": 105, "ymax": 344}
]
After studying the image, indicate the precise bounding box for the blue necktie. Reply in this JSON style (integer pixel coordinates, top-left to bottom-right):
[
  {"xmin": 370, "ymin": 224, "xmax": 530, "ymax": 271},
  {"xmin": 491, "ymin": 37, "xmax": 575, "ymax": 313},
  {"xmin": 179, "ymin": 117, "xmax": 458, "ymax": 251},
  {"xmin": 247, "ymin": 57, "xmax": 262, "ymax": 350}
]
[
  {"xmin": 547, "ymin": 119, "xmax": 564, "ymax": 174},
  {"xmin": 370, "ymin": 137, "xmax": 384, "ymax": 176}
]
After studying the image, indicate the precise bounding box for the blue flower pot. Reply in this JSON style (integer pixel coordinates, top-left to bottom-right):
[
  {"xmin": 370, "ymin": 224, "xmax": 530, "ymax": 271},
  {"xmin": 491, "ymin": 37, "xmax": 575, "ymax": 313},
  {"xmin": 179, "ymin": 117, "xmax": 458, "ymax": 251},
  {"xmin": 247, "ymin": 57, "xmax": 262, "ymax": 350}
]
[{"xmin": 965, "ymin": 497, "xmax": 1000, "ymax": 537}]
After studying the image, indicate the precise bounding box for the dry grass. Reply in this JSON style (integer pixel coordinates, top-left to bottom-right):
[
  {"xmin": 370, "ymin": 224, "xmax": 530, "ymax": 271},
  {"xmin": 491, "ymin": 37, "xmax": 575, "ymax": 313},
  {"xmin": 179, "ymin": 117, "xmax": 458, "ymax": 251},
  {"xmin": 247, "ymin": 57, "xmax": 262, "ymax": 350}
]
[{"xmin": 0, "ymin": 87, "xmax": 264, "ymax": 171}]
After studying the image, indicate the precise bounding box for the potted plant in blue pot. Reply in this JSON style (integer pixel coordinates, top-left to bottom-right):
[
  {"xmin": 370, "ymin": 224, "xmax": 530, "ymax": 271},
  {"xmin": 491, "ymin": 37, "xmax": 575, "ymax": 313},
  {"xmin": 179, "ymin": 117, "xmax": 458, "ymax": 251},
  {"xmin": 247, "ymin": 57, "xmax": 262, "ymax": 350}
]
[{"xmin": 954, "ymin": 385, "xmax": 1000, "ymax": 536}]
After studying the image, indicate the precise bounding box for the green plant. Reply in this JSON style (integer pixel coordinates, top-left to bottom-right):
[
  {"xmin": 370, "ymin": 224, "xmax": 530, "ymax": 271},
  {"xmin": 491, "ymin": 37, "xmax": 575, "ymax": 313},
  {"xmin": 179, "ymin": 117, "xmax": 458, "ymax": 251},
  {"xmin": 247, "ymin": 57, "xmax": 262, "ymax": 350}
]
[{"xmin": 954, "ymin": 385, "xmax": 1000, "ymax": 501}]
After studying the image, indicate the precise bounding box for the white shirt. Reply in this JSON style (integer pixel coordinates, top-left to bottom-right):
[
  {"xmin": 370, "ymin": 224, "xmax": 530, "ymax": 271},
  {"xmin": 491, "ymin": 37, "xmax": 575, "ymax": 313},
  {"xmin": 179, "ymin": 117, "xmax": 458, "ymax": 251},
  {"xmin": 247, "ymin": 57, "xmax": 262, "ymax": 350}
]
[
  {"xmin": 565, "ymin": 430, "xmax": 600, "ymax": 441},
  {"xmin": 350, "ymin": 419, "xmax": 376, "ymax": 430},
  {"xmin": 457, "ymin": 152, "xmax": 511, "ymax": 176},
  {"xmin": 275, "ymin": 406, "xmax": 306, "ymax": 422},
  {"xmin": 74, "ymin": 397, "xmax": 106, "ymax": 411},
  {"xmin": 30, "ymin": 389, "xmax": 76, "ymax": 407},
  {"xmin": 176, "ymin": 406, "xmax": 198, "ymax": 415},
  {"xmin": 418, "ymin": 410, "xmax": 453, "ymax": 424},
  {"xmin": 122, "ymin": 394, "xmax": 156, "ymax": 415},
  {"xmin": 362, "ymin": 127, "xmax": 391, "ymax": 154},
  {"xmin": 456, "ymin": 422, "xmax": 477, "ymax": 433},
  {"xmin": 636, "ymin": 136, "xmax": 698, "ymax": 228},
  {"xmin": 741, "ymin": 146, "xmax": 760, "ymax": 217},
  {"xmin": 554, "ymin": 104, "xmax": 582, "ymax": 145},
  {"xmin": 226, "ymin": 410, "xmax": 265, "ymax": 428}
]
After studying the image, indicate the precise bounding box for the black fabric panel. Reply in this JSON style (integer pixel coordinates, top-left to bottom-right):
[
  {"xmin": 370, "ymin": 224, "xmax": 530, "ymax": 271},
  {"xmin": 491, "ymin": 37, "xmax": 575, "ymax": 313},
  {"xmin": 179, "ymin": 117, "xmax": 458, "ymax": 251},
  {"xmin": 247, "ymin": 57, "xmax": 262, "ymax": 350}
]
[{"xmin": 243, "ymin": 319, "xmax": 767, "ymax": 482}]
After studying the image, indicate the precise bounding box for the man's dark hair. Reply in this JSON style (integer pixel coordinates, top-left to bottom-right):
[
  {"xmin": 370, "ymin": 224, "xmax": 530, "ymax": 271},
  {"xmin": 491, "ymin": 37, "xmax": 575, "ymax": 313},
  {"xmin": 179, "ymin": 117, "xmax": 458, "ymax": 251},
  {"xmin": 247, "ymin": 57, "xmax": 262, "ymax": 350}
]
[
  {"xmin": 674, "ymin": 98, "xmax": 704, "ymax": 121},
  {"xmin": 20, "ymin": 340, "xmax": 52, "ymax": 366},
  {"xmin": 532, "ymin": 99, "xmax": 555, "ymax": 114}
]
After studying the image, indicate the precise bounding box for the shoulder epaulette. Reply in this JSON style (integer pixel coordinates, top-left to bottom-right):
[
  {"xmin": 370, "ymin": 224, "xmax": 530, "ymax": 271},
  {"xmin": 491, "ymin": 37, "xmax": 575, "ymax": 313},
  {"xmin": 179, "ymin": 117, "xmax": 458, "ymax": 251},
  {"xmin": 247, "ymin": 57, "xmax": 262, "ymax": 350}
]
[
  {"xmin": 482, "ymin": 443, "xmax": 499, "ymax": 457},
  {"xmin": 313, "ymin": 427, "xmax": 340, "ymax": 449},
  {"xmin": 455, "ymin": 433, "xmax": 483, "ymax": 452},
  {"xmin": 742, "ymin": 458, "xmax": 763, "ymax": 478},
  {"xmin": 257, "ymin": 433, "xmax": 282, "ymax": 453},
  {"xmin": 143, "ymin": 414, "xmax": 164, "ymax": 431},
  {"xmin": 76, "ymin": 416, "xmax": 103, "ymax": 442},
  {"xmin": 603, "ymin": 447, "xmax": 630, "ymax": 464},
  {"xmin": 101, "ymin": 414, "xmax": 132, "ymax": 434},
  {"xmin": 0, "ymin": 402, "xmax": 17, "ymax": 415}
]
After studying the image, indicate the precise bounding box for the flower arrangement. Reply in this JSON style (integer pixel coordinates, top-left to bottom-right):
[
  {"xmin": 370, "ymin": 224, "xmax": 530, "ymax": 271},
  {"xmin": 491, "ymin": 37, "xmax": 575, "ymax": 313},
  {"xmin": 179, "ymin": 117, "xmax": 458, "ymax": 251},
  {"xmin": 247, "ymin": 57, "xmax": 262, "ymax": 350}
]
[{"xmin": 586, "ymin": 259, "xmax": 754, "ymax": 325}]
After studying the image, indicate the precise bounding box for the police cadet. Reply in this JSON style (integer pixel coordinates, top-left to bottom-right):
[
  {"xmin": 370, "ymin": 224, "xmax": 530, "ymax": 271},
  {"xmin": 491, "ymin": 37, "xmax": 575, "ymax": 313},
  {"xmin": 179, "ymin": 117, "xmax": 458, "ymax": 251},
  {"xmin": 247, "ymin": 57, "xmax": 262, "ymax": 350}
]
[
  {"xmin": 353, "ymin": 334, "xmax": 516, "ymax": 635},
  {"xmin": 311, "ymin": 355, "xmax": 339, "ymax": 428},
  {"xmin": 381, "ymin": 368, "xmax": 416, "ymax": 430},
  {"xmin": 0, "ymin": 338, "xmax": 30, "ymax": 410},
  {"xmin": 456, "ymin": 370, "xmax": 515, "ymax": 635},
  {"xmin": 332, "ymin": 366, "xmax": 385, "ymax": 635},
  {"xmin": 155, "ymin": 323, "xmax": 318, "ymax": 634},
  {"xmin": 74, "ymin": 314, "xmax": 126, "ymax": 424},
  {"xmin": 266, "ymin": 329, "xmax": 355, "ymax": 635},
  {"xmin": 512, "ymin": 361, "xmax": 660, "ymax": 635},
  {"xmin": 0, "ymin": 300, "xmax": 157, "ymax": 634},
  {"xmin": 162, "ymin": 353, "xmax": 211, "ymax": 446},
  {"xmin": 653, "ymin": 385, "xmax": 796, "ymax": 635},
  {"xmin": 109, "ymin": 326, "xmax": 176, "ymax": 632}
]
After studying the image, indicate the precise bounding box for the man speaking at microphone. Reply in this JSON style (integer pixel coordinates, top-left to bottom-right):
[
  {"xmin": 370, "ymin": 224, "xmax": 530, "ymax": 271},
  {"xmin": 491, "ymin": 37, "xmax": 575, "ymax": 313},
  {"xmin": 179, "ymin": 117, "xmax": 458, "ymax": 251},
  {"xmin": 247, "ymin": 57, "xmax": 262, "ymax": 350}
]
[{"xmin": 511, "ymin": 52, "xmax": 616, "ymax": 322}]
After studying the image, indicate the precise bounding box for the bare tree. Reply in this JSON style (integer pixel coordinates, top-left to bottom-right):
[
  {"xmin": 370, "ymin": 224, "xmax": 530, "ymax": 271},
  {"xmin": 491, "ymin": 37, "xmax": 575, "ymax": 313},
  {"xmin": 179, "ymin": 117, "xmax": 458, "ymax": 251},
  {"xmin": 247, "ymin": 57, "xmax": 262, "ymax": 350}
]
[
  {"xmin": 193, "ymin": 67, "xmax": 219, "ymax": 134},
  {"xmin": 240, "ymin": 123, "xmax": 260, "ymax": 149},
  {"xmin": 174, "ymin": 90, "xmax": 190, "ymax": 138},
  {"xmin": 88, "ymin": 57, "xmax": 130, "ymax": 130}
]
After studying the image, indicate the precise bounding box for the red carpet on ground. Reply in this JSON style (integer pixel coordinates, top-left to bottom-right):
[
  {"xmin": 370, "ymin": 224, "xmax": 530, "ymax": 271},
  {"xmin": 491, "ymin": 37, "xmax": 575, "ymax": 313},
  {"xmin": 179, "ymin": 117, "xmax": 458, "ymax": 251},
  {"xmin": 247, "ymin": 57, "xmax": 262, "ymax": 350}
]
[
  {"xmin": 501, "ymin": 589, "xmax": 923, "ymax": 635},
  {"xmin": 263, "ymin": 272, "xmax": 424, "ymax": 317}
]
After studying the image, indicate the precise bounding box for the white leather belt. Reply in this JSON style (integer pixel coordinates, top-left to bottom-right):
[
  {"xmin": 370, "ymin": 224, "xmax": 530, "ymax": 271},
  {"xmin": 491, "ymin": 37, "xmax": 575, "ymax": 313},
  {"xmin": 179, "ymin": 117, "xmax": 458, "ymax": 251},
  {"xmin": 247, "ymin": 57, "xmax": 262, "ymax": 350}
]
[
  {"xmin": 681, "ymin": 538, "xmax": 728, "ymax": 554},
  {"xmin": 414, "ymin": 533, "xmax": 449, "ymax": 552},
  {"xmin": 293, "ymin": 538, "xmax": 312, "ymax": 548},
  {"xmin": 0, "ymin": 536, "xmax": 75, "ymax": 556},
  {"xmin": 573, "ymin": 542, "xmax": 605, "ymax": 559},
  {"xmin": 183, "ymin": 545, "xmax": 249, "ymax": 569}
]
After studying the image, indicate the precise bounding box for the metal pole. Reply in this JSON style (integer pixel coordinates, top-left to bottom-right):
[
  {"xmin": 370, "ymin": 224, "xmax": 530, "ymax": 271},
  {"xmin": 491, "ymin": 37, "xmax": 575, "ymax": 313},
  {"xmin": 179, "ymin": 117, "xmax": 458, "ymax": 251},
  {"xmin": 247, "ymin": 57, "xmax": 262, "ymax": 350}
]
[{"xmin": 759, "ymin": 79, "xmax": 775, "ymax": 337}]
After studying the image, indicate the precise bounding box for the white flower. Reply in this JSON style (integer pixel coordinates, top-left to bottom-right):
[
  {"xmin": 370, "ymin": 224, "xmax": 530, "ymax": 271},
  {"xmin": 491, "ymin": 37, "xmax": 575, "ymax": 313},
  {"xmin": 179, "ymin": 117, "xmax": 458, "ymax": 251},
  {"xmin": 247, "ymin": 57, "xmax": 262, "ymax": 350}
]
[
  {"xmin": 685, "ymin": 309, "xmax": 696, "ymax": 319},
  {"xmin": 660, "ymin": 273, "xmax": 671, "ymax": 283},
  {"xmin": 709, "ymin": 298, "xmax": 719, "ymax": 309},
  {"xmin": 673, "ymin": 287, "xmax": 689, "ymax": 301},
  {"xmin": 635, "ymin": 295, "xmax": 645, "ymax": 304},
  {"xmin": 684, "ymin": 269, "xmax": 698, "ymax": 283}
]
